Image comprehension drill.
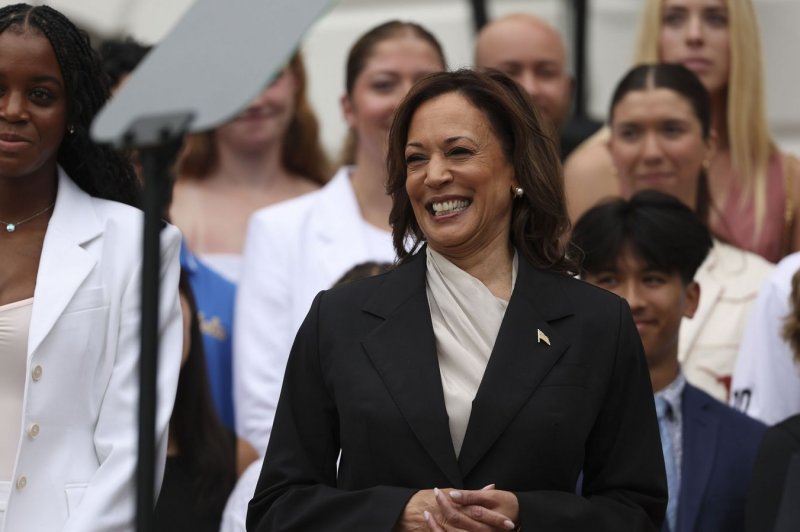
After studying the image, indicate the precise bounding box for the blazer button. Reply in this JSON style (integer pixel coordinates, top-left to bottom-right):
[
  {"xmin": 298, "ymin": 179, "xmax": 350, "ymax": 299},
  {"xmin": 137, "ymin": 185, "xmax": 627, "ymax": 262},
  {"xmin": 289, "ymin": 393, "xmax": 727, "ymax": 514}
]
[
  {"xmin": 32, "ymin": 365, "xmax": 43, "ymax": 382},
  {"xmin": 28, "ymin": 423, "xmax": 40, "ymax": 438},
  {"xmin": 16, "ymin": 475, "xmax": 27, "ymax": 490}
]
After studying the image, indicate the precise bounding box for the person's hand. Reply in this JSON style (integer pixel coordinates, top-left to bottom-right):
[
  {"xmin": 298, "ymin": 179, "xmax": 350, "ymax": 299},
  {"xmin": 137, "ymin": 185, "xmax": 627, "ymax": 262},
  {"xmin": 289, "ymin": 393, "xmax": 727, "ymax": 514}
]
[
  {"xmin": 424, "ymin": 487, "xmax": 519, "ymax": 531},
  {"xmin": 395, "ymin": 489, "xmax": 443, "ymax": 532}
]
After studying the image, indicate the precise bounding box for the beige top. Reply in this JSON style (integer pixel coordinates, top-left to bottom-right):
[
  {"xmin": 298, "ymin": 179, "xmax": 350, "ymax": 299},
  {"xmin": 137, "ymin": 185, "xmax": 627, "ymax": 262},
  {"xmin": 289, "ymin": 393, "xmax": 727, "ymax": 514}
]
[
  {"xmin": 0, "ymin": 298, "xmax": 33, "ymax": 481},
  {"xmin": 425, "ymin": 248, "xmax": 517, "ymax": 457}
]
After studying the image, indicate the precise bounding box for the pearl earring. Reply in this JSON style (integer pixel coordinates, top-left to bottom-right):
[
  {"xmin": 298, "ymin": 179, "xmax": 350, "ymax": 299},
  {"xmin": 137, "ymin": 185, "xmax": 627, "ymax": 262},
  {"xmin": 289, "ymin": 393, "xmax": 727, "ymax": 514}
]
[{"xmin": 513, "ymin": 186, "xmax": 524, "ymax": 198}]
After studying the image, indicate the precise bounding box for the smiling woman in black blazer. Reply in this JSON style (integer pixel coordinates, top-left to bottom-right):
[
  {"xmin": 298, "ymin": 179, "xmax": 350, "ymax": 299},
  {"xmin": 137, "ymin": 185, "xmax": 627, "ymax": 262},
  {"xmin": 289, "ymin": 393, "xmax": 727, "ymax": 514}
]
[{"xmin": 247, "ymin": 69, "xmax": 667, "ymax": 532}]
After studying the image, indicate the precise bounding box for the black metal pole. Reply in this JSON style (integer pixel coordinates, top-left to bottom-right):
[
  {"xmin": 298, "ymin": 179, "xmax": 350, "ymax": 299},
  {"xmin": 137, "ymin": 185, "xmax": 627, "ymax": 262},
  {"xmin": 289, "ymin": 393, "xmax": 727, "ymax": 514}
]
[
  {"xmin": 469, "ymin": 0, "xmax": 489, "ymax": 32},
  {"xmin": 134, "ymin": 133, "xmax": 182, "ymax": 532},
  {"xmin": 571, "ymin": 0, "xmax": 589, "ymax": 119}
]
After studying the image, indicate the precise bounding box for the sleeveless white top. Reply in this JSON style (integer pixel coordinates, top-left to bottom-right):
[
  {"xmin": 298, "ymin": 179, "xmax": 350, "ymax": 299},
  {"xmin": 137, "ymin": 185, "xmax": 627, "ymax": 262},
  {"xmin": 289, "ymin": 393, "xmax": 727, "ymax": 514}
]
[{"xmin": 0, "ymin": 298, "xmax": 33, "ymax": 481}]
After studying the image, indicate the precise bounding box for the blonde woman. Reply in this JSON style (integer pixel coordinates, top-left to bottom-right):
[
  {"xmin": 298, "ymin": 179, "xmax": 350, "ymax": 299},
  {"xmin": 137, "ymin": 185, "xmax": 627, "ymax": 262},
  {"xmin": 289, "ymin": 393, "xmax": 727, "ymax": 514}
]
[{"xmin": 565, "ymin": 0, "xmax": 800, "ymax": 263}]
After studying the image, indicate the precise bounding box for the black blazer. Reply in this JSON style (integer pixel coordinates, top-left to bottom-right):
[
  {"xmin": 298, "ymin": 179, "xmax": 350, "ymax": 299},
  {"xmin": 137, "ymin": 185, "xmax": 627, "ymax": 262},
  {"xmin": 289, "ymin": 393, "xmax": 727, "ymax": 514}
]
[
  {"xmin": 247, "ymin": 250, "xmax": 667, "ymax": 531},
  {"xmin": 746, "ymin": 414, "xmax": 800, "ymax": 532}
]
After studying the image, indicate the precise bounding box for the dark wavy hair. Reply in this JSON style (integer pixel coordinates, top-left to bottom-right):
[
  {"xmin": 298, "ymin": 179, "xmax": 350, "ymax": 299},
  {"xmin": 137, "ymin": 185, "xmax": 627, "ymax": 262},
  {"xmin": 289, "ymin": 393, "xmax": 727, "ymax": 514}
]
[
  {"xmin": 572, "ymin": 190, "xmax": 713, "ymax": 284},
  {"xmin": 609, "ymin": 63, "xmax": 713, "ymax": 224},
  {"xmin": 170, "ymin": 272, "xmax": 236, "ymax": 518},
  {"xmin": 386, "ymin": 68, "xmax": 575, "ymax": 273},
  {"xmin": 0, "ymin": 4, "xmax": 140, "ymax": 207}
]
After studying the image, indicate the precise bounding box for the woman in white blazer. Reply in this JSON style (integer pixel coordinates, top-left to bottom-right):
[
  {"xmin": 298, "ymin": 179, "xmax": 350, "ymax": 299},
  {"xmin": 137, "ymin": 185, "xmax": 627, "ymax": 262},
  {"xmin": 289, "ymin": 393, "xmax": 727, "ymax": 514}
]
[
  {"xmin": 234, "ymin": 21, "xmax": 447, "ymax": 454},
  {"xmin": 0, "ymin": 5, "xmax": 182, "ymax": 531}
]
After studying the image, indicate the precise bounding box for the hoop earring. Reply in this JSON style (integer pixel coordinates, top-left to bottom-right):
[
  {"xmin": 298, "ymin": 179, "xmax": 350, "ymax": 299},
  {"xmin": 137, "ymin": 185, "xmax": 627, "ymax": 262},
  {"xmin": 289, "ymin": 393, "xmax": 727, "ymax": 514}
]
[{"xmin": 513, "ymin": 186, "xmax": 524, "ymax": 198}]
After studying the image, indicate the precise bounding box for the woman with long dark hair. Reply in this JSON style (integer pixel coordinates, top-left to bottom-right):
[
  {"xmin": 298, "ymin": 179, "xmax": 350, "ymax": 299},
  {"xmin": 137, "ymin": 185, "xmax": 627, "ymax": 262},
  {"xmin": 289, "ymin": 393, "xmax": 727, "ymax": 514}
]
[
  {"xmin": 0, "ymin": 4, "xmax": 182, "ymax": 530},
  {"xmin": 153, "ymin": 274, "xmax": 236, "ymax": 532}
]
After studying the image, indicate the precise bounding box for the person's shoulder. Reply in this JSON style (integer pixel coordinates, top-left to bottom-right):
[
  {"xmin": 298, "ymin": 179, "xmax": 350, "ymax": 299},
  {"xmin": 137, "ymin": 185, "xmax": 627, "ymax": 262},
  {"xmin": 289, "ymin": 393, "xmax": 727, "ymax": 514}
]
[
  {"xmin": 541, "ymin": 270, "xmax": 628, "ymax": 321},
  {"xmin": 553, "ymin": 271, "xmax": 623, "ymax": 304},
  {"xmin": 774, "ymin": 251, "xmax": 800, "ymax": 279},
  {"xmin": 562, "ymin": 128, "xmax": 619, "ymax": 222},
  {"xmin": 687, "ymin": 383, "xmax": 767, "ymax": 437},
  {"xmin": 90, "ymin": 195, "xmax": 176, "ymax": 238},
  {"xmin": 320, "ymin": 265, "xmax": 396, "ymax": 308},
  {"xmin": 753, "ymin": 250, "xmax": 800, "ymax": 302},
  {"xmin": 563, "ymin": 128, "xmax": 610, "ymax": 169},
  {"xmin": 706, "ymin": 240, "xmax": 774, "ymax": 289},
  {"xmin": 251, "ymin": 167, "xmax": 349, "ymax": 229},
  {"xmin": 767, "ymin": 414, "xmax": 800, "ymax": 446},
  {"xmin": 89, "ymin": 194, "xmax": 142, "ymax": 222},
  {"xmin": 250, "ymin": 185, "xmax": 323, "ymax": 228}
]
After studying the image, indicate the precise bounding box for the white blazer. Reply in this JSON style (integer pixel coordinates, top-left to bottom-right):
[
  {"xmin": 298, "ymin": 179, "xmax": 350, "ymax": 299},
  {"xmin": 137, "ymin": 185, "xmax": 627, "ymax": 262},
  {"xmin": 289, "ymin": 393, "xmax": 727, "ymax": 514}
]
[
  {"xmin": 234, "ymin": 167, "xmax": 395, "ymax": 453},
  {"xmin": 731, "ymin": 251, "xmax": 800, "ymax": 425},
  {"xmin": 0, "ymin": 170, "xmax": 182, "ymax": 532},
  {"xmin": 678, "ymin": 240, "xmax": 773, "ymax": 402}
]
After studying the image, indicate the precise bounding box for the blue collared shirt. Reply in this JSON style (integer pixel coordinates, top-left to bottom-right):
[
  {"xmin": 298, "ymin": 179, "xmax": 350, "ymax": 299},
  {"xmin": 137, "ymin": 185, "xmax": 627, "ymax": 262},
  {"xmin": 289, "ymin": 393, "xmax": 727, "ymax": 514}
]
[{"xmin": 655, "ymin": 371, "xmax": 686, "ymax": 488}]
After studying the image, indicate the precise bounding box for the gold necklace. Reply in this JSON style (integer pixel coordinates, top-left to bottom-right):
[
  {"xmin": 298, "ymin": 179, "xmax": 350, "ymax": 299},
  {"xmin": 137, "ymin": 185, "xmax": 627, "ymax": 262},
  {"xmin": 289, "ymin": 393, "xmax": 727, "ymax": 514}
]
[{"xmin": 0, "ymin": 201, "xmax": 55, "ymax": 233}]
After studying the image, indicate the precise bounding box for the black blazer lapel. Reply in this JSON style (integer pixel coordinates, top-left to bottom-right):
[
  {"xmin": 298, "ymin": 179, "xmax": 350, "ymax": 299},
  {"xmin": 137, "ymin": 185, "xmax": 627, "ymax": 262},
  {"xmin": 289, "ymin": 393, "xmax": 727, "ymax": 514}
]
[
  {"xmin": 678, "ymin": 385, "xmax": 719, "ymax": 532},
  {"xmin": 458, "ymin": 258, "xmax": 573, "ymax": 477},
  {"xmin": 361, "ymin": 252, "xmax": 463, "ymax": 487}
]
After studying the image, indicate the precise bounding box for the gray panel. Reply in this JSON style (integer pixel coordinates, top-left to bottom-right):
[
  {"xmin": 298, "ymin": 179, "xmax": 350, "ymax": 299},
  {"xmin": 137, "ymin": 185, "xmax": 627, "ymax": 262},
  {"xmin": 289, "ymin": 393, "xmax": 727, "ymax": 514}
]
[{"xmin": 91, "ymin": 0, "xmax": 336, "ymax": 146}]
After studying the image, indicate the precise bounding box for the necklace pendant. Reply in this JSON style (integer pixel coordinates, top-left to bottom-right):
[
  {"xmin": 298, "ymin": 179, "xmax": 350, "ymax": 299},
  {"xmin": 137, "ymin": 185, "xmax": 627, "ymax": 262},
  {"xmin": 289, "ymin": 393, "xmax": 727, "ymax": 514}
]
[{"xmin": 6, "ymin": 223, "xmax": 15, "ymax": 233}]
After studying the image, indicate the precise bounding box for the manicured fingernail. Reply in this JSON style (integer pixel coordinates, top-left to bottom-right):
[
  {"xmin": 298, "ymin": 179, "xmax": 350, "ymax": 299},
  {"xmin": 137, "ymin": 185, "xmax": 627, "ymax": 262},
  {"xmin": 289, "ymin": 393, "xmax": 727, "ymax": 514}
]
[
  {"xmin": 449, "ymin": 490, "xmax": 462, "ymax": 499},
  {"xmin": 434, "ymin": 487, "xmax": 440, "ymax": 497},
  {"xmin": 481, "ymin": 483, "xmax": 495, "ymax": 490},
  {"xmin": 424, "ymin": 510, "xmax": 432, "ymax": 522},
  {"xmin": 504, "ymin": 520, "xmax": 516, "ymax": 530}
]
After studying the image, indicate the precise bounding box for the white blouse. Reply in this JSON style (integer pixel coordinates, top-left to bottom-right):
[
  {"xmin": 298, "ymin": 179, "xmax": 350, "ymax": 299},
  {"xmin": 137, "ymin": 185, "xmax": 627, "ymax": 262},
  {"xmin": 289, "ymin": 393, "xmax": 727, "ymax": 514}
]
[{"xmin": 425, "ymin": 248, "xmax": 517, "ymax": 457}]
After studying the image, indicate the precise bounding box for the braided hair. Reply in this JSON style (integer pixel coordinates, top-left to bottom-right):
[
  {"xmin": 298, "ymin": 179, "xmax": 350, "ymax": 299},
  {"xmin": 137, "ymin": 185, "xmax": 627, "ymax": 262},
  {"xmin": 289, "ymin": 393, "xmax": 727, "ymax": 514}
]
[{"xmin": 0, "ymin": 4, "xmax": 140, "ymax": 207}]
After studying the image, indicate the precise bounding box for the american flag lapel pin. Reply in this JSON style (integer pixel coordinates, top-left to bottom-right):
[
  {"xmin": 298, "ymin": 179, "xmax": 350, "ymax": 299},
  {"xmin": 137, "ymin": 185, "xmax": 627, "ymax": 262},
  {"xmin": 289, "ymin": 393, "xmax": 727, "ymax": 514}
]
[{"xmin": 537, "ymin": 329, "xmax": 550, "ymax": 346}]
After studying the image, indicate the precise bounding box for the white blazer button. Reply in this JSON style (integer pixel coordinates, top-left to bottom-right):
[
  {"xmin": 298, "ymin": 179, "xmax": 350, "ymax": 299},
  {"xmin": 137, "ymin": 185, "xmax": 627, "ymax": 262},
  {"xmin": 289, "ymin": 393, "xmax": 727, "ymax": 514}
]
[
  {"xmin": 16, "ymin": 475, "xmax": 27, "ymax": 490},
  {"xmin": 28, "ymin": 423, "xmax": 40, "ymax": 438},
  {"xmin": 32, "ymin": 365, "xmax": 43, "ymax": 381}
]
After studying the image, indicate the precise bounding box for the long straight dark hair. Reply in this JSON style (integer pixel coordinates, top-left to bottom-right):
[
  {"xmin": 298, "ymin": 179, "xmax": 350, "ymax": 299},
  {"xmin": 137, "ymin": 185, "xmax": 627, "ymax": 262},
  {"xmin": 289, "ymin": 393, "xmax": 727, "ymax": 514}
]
[{"xmin": 172, "ymin": 272, "xmax": 236, "ymax": 515}]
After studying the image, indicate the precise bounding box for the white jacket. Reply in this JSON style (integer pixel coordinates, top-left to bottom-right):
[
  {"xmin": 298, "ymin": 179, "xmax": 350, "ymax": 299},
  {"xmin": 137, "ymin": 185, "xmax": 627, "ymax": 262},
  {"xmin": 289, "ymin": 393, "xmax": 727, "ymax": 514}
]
[
  {"xmin": 731, "ymin": 252, "xmax": 800, "ymax": 425},
  {"xmin": 234, "ymin": 167, "xmax": 395, "ymax": 453},
  {"xmin": 0, "ymin": 170, "xmax": 182, "ymax": 532},
  {"xmin": 679, "ymin": 240, "xmax": 773, "ymax": 402}
]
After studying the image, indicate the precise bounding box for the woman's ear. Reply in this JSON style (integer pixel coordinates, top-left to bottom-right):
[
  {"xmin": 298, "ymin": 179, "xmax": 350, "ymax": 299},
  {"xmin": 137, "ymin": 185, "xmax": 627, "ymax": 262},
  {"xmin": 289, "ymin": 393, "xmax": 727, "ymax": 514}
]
[
  {"xmin": 683, "ymin": 281, "xmax": 701, "ymax": 319},
  {"xmin": 340, "ymin": 94, "xmax": 356, "ymax": 129}
]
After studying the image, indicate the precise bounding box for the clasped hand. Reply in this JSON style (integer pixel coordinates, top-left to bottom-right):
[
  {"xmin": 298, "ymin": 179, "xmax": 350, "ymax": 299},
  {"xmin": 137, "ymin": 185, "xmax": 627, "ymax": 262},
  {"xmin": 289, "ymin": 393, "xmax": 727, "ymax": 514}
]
[{"xmin": 396, "ymin": 484, "xmax": 519, "ymax": 531}]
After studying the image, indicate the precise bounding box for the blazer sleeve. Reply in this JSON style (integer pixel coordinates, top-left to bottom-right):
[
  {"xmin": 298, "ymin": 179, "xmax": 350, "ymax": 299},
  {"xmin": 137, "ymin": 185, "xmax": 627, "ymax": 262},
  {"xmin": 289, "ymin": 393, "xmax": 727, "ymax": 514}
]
[
  {"xmin": 61, "ymin": 224, "xmax": 183, "ymax": 532},
  {"xmin": 234, "ymin": 211, "xmax": 296, "ymax": 454},
  {"xmin": 515, "ymin": 298, "xmax": 667, "ymax": 531},
  {"xmin": 247, "ymin": 292, "xmax": 417, "ymax": 532}
]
